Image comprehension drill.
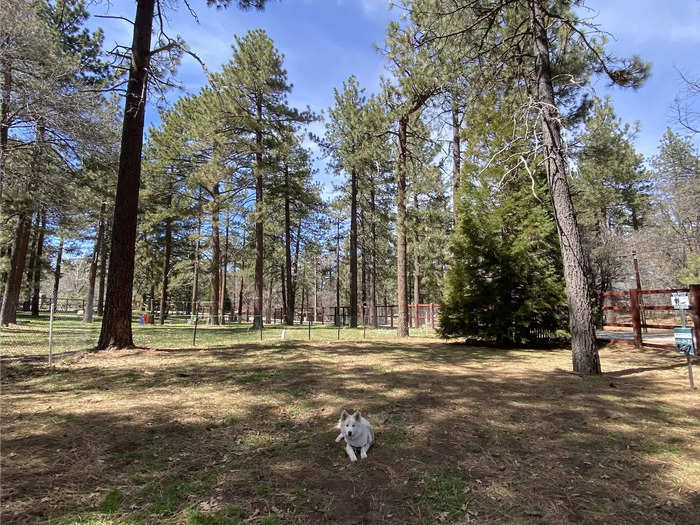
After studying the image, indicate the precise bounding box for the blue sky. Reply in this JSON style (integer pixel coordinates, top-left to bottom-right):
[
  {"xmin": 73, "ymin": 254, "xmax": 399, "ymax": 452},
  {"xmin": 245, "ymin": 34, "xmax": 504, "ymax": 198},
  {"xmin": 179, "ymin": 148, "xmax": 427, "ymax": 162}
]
[{"xmin": 89, "ymin": 0, "xmax": 699, "ymax": 176}]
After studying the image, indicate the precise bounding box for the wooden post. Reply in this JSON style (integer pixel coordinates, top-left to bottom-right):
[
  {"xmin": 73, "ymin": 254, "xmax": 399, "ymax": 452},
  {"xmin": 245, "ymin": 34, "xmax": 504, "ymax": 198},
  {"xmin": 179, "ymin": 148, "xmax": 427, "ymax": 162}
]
[
  {"xmin": 390, "ymin": 306, "xmax": 394, "ymax": 328},
  {"xmin": 430, "ymin": 303, "xmax": 435, "ymax": 329},
  {"xmin": 689, "ymin": 284, "xmax": 700, "ymax": 351},
  {"xmin": 630, "ymin": 288, "xmax": 642, "ymax": 348}
]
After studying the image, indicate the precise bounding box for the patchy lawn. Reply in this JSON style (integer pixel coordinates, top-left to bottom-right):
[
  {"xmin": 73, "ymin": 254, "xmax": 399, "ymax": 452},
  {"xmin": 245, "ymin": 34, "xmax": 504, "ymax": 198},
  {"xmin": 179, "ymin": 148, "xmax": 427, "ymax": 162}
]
[{"xmin": 1, "ymin": 341, "xmax": 698, "ymax": 524}]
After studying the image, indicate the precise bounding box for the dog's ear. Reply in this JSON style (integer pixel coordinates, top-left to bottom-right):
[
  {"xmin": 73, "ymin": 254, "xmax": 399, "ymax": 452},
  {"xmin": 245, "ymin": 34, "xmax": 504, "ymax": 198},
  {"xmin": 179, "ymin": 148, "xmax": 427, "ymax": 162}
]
[
  {"xmin": 354, "ymin": 411, "xmax": 361, "ymax": 421},
  {"xmin": 340, "ymin": 409, "xmax": 349, "ymax": 421}
]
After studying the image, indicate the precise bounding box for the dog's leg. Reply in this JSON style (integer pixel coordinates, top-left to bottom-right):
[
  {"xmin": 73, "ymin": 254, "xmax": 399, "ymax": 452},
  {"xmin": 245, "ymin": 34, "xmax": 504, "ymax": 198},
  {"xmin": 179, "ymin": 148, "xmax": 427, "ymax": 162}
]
[
  {"xmin": 335, "ymin": 433, "xmax": 345, "ymax": 443},
  {"xmin": 345, "ymin": 443, "xmax": 358, "ymax": 462},
  {"xmin": 360, "ymin": 443, "xmax": 369, "ymax": 459}
]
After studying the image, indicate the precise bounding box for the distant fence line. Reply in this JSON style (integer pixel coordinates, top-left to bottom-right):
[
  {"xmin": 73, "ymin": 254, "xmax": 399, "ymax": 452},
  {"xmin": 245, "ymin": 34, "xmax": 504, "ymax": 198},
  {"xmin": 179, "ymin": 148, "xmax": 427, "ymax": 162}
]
[
  {"xmin": 27, "ymin": 297, "xmax": 441, "ymax": 329},
  {"xmin": 144, "ymin": 303, "xmax": 441, "ymax": 329}
]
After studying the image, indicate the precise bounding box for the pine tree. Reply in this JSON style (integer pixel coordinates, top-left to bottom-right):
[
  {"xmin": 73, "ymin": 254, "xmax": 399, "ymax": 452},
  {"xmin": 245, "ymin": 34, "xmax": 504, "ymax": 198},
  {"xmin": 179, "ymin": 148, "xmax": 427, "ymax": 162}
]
[
  {"xmin": 98, "ymin": 0, "xmax": 275, "ymax": 349},
  {"xmin": 574, "ymin": 98, "xmax": 651, "ymax": 291}
]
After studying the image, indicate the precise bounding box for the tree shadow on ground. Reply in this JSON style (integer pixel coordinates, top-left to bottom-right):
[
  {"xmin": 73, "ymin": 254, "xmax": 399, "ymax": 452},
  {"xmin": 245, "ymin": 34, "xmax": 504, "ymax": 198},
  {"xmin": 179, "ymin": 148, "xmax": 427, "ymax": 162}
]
[{"xmin": 2, "ymin": 342, "xmax": 698, "ymax": 524}]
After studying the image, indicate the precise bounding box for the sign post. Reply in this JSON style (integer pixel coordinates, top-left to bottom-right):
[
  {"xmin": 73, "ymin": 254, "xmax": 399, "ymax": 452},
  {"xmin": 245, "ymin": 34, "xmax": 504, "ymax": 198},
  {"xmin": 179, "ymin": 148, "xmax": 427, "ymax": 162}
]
[{"xmin": 672, "ymin": 292, "xmax": 694, "ymax": 390}]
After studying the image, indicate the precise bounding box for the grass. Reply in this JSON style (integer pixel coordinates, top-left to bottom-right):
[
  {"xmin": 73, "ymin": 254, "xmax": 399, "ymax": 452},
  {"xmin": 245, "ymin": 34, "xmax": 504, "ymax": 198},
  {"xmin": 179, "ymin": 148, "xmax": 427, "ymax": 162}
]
[
  {"xmin": 0, "ymin": 313, "xmax": 436, "ymax": 359},
  {"xmin": 2, "ymin": 340, "xmax": 699, "ymax": 524}
]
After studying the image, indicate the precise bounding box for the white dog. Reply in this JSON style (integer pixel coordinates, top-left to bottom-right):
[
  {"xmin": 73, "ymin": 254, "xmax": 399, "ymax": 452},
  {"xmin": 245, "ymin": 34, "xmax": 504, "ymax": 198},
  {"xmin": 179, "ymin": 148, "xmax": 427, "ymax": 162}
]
[{"xmin": 335, "ymin": 409, "xmax": 374, "ymax": 462}]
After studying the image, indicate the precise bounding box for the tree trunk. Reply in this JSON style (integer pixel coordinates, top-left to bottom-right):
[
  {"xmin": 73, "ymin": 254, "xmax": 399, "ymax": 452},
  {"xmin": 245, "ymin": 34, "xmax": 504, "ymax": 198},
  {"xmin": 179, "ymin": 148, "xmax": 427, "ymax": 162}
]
[
  {"xmin": 191, "ymin": 199, "xmax": 201, "ymax": 319},
  {"xmin": 220, "ymin": 208, "xmax": 230, "ymax": 323},
  {"xmin": 313, "ymin": 257, "xmax": 317, "ymax": 323},
  {"xmin": 396, "ymin": 117, "xmax": 409, "ymax": 337},
  {"xmin": 370, "ymin": 178, "xmax": 378, "ymax": 328},
  {"xmin": 0, "ymin": 116, "xmax": 43, "ymax": 325},
  {"xmin": 159, "ymin": 197, "xmax": 172, "ymax": 325},
  {"xmin": 530, "ymin": 0, "xmax": 600, "ymax": 375},
  {"xmin": 253, "ymin": 100, "xmax": 264, "ymax": 329},
  {"xmin": 0, "ymin": 212, "xmax": 32, "ymax": 325},
  {"xmin": 0, "ymin": 57, "xmax": 11, "ymax": 223},
  {"xmin": 52, "ymin": 237, "xmax": 64, "ymax": 306},
  {"xmin": 451, "ymin": 96, "xmax": 461, "ymax": 225},
  {"xmin": 299, "ymin": 268, "xmax": 305, "ymax": 323},
  {"xmin": 349, "ymin": 169, "xmax": 358, "ymax": 327},
  {"xmin": 149, "ymin": 282, "xmax": 155, "ymax": 324},
  {"xmin": 85, "ymin": 202, "xmax": 106, "ymax": 323},
  {"xmin": 284, "ymin": 165, "xmax": 294, "ymax": 325},
  {"xmin": 97, "ymin": 0, "xmax": 156, "ymax": 349},
  {"xmin": 30, "ymin": 210, "xmax": 46, "ymax": 316},
  {"xmin": 97, "ymin": 219, "xmax": 109, "ymax": 316},
  {"xmin": 413, "ymin": 194, "xmax": 420, "ymax": 328},
  {"xmin": 360, "ymin": 209, "xmax": 366, "ymax": 306},
  {"xmin": 24, "ymin": 212, "xmax": 40, "ymax": 309},
  {"xmin": 210, "ymin": 184, "xmax": 221, "ymax": 326},
  {"xmin": 238, "ymin": 232, "xmax": 245, "ymax": 320},
  {"xmin": 335, "ymin": 218, "xmax": 340, "ymax": 326},
  {"xmin": 266, "ymin": 270, "xmax": 273, "ymax": 324},
  {"xmin": 280, "ymin": 263, "xmax": 287, "ymax": 322}
]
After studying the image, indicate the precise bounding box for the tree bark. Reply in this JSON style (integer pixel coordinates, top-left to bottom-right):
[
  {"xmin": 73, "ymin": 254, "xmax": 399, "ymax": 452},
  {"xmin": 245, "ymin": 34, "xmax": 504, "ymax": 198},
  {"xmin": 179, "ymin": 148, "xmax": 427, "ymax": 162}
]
[
  {"xmin": 530, "ymin": 0, "xmax": 600, "ymax": 374},
  {"xmin": 24, "ymin": 211, "xmax": 40, "ymax": 309},
  {"xmin": 335, "ymin": 218, "xmax": 340, "ymax": 325},
  {"xmin": 413, "ymin": 194, "xmax": 420, "ymax": 328},
  {"xmin": 0, "ymin": 57, "xmax": 11, "ymax": 223},
  {"xmin": 280, "ymin": 263, "xmax": 286, "ymax": 322},
  {"xmin": 238, "ymin": 231, "xmax": 245, "ymax": 320},
  {"xmin": 85, "ymin": 202, "xmax": 106, "ymax": 323},
  {"xmin": 299, "ymin": 266, "xmax": 305, "ymax": 323},
  {"xmin": 451, "ymin": 97, "xmax": 461, "ymax": 225},
  {"xmin": 360, "ymin": 209, "xmax": 367, "ymax": 307},
  {"xmin": 313, "ymin": 257, "xmax": 317, "ymax": 323},
  {"xmin": 396, "ymin": 116, "xmax": 409, "ymax": 337},
  {"xmin": 349, "ymin": 169, "xmax": 358, "ymax": 327},
  {"xmin": 30, "ymin": 210, "xmax": 46, "ymax": 316},
  {"xmin": 0, "ymin": 212, "xmax": 32, "ymax": 325},
  {"xmin": 159, "ymin": 195, "xmax": 172, "ymax": 325},
  {"xmin": 220, "ymin": 208, "xmax": 230, "ymax": 323},
  {"xmin": 266, "ymin": 270, "xmax": 273, "ymax": 324},
  {"xmin": 210, "ymin": 184, "xmax": 221, "ymax": 326},
  {"xmin": 191, "ymin": 208, "xmax": 201, "ymax": 320},
  {"xmin": 370, "ymin": 178, "xmax": 378, "ymax": 328},
  {"xmin": 253, "ymin": 99, "xmax": 264, "ymax": 329},
  {"xmin": 52, "ymin": 237, "xmax": 64, "ymax": 306},
  {"xmin": 0, "ymin": 116, "xmax": 43, "ymax": 324},
  {"xmin": 149, "ymin": 281, "xmax": 155, "ymax": 324},
  {"xmin": 97, "ymin": 0, "xmax": 156, "ymax": 349},
  {"xmin": 97, "ymin": 220, "xmax": 109, "ymax": 316},
  {"xmin": 284, "ymin": 165, "xmax": 294, "ymax": 325}
]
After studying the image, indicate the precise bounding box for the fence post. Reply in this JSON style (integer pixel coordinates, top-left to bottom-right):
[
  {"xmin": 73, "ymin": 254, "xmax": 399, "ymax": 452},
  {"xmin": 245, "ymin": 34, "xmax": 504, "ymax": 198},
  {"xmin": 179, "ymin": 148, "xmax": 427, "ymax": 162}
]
[
  {"xmin": 630, "ymin": 288, "xmax": 642, "ymax": 348},
  {"xmin": 689, "ymin": 284, "xmax": 700, "ymax": 351}
]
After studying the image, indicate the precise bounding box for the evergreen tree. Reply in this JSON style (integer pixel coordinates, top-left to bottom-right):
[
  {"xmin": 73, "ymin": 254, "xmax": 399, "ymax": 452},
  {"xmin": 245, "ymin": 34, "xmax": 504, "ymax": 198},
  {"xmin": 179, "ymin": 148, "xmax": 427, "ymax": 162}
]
[
  {"xmin": 440, "ymin": 92, "xmax": 568, "ymax": 344},
  {"xmin": 574, "ymin": 98, "xmax": 651, "ymax": 291},
  {"xmin": 98, "ymin": 0, "xmax": 275, "ymax": 349}
]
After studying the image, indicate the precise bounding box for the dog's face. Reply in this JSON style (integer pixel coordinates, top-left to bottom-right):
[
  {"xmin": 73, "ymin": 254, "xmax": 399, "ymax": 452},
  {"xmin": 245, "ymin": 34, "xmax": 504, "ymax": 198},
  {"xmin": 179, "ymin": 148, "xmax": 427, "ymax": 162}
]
[{"xmin": 339, "ymin": 410, "xmax": 362, "ymax": 438}]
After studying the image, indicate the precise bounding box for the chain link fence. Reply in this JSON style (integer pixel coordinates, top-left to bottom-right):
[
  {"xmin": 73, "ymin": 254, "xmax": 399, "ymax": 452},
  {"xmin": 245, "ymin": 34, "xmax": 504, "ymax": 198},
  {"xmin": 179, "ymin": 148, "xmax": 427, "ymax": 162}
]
[{"xmin": 1, "ymin": 301, "xmax": 440, "ymax": 363}]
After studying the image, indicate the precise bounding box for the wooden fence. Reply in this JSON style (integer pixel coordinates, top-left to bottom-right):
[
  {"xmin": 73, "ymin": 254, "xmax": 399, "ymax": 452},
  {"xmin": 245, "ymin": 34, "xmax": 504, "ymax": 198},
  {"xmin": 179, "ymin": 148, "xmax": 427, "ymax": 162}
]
[{"xmin": 599, "ymin": 284, "xmax": 700, "ymax": 350}]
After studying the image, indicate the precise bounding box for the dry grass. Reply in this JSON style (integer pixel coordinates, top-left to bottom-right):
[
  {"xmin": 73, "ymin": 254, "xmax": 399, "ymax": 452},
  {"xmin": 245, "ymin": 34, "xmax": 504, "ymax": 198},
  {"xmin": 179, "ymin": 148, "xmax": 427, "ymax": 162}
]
[{"xmin": 1, "ymin": 341, "xmax": 699, "ymax": 524}]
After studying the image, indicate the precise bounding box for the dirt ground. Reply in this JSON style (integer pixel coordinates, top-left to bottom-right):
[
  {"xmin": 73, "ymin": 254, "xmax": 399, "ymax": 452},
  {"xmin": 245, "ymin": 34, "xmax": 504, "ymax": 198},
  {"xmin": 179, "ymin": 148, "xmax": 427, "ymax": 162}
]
[{"xmin": 1, "ymin": 341, "xmax": 699, "ymax": 524}]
